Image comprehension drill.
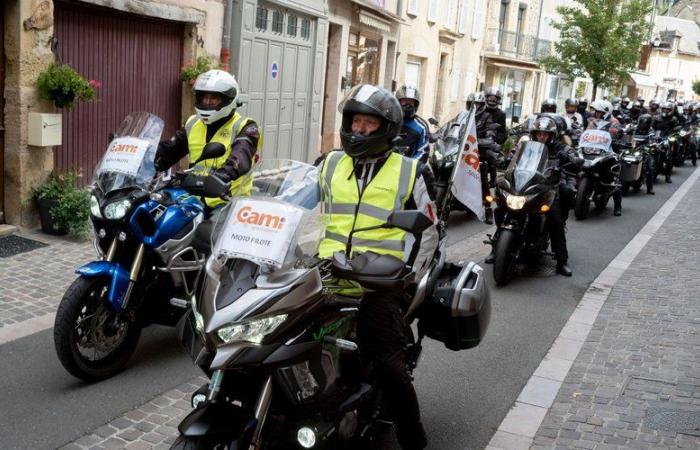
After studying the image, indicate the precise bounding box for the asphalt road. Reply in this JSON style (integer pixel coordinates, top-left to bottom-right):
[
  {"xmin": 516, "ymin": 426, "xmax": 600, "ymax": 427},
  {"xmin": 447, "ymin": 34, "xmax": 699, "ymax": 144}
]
[{"xmin": 0, "ymin": 165, "xmax": 694, "ymax": 450}]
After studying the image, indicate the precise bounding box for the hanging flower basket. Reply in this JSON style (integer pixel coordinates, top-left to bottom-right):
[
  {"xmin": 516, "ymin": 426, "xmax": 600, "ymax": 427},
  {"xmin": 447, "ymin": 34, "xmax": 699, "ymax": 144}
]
[
  {"xmin": 37, "ymin": 63, "xmax": 99, "ymax": 110},
  {"xmin": 180, "ymin": 56, "xmax": 218, "ymax": 86}
]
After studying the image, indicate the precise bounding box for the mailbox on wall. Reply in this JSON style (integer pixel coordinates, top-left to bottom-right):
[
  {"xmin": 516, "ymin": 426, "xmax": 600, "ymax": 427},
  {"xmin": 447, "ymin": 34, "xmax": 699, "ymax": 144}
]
[{"xmin": 28, "ymin": 113, "xmax": 62, "ymax": 147}]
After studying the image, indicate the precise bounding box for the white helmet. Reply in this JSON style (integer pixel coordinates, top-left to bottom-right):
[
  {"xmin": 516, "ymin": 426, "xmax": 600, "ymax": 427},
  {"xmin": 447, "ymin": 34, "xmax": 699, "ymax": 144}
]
[
  {"xmin": 193, "ymin": 69, "xmax": 239, "ymax": 124},
  {"xmin": 590, "ymin": 99, "xmax": 613, "ymax": 120}
]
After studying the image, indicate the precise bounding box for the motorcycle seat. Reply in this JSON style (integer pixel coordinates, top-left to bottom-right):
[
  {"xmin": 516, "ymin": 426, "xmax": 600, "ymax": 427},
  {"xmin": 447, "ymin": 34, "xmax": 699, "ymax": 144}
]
[{"xmin": 192, "ymin": 218, "xmax": 224, "ymax": 255}]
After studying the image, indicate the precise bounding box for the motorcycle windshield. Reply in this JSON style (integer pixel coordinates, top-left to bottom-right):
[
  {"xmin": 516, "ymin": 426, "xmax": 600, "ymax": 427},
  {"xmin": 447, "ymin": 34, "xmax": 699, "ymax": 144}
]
[
  {"xmin": 438, "ymin": 111, "xmax": 468, "ymax": 158},
  {"xmin": 212, "ymin": 159, "xmax": 328, "ymax": 271},
  {"xmin": 509, "ymin": 141, "xmax": 548, "ymax": 192},
  {"xmin": 92, "ymin": 112, "xmax": 163, "ymax": 194}
]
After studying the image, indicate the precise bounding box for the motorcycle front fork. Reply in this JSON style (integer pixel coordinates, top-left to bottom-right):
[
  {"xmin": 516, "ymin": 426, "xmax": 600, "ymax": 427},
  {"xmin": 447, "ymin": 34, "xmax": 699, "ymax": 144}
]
[
  {"xmin": 205, "ymin": 370, "xmax": 273, "ymax": 450},
  {"xmin": 101, "ymin": 236, "xmax": 146, "ymax": 312}
]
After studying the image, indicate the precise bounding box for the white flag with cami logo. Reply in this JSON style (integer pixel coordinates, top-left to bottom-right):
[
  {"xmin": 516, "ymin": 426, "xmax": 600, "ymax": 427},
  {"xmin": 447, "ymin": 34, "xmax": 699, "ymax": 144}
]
[{"xmin": 450, "ymin": 109, "xmax": 484, "ymax": 221}]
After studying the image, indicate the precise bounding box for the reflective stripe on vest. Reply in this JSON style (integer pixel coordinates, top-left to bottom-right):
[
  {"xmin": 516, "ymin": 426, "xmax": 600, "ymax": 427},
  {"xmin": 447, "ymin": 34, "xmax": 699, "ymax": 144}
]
[
  {"xmin": 318, "ymin": 151, "xmax": 418, "ymax": 260},
  {"xmin": 185, "ymin": 112, "xmax": 262, "ymax": 208}
]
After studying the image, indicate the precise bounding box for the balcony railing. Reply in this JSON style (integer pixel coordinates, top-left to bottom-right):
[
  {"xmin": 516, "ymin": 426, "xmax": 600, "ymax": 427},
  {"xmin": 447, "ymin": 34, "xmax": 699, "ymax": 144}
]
[{"xmin": 485, "ymin": 28, "xmax": 552, "ymax": 62}]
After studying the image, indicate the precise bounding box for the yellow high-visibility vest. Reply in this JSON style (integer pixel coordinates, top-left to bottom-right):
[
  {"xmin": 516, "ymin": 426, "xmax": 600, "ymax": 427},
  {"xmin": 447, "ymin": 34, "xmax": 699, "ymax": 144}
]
[
  {"xmin": 319, "ymin": 151, "xmax": 418, "ymax": 261},
  {"xmin": 185, "ymin": 112, "xmax": 263, "ymax": 208}
]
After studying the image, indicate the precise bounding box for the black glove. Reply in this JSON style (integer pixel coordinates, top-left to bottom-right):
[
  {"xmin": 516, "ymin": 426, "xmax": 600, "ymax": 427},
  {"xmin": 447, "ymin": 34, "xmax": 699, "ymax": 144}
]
[{"xmin": 154, "ymin": 142, "xmax": 172, "ymax": 172}]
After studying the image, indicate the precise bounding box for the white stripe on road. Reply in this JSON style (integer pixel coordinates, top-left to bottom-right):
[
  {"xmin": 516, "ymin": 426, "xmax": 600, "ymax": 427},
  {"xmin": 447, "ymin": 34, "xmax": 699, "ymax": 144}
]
[
  {"xmin": 0, "ymin": 313, "xmax": 56, "ymax": 345},
  {"xmin": 486, "ymin": 165, "xmax": 700, "ymax": 450}
]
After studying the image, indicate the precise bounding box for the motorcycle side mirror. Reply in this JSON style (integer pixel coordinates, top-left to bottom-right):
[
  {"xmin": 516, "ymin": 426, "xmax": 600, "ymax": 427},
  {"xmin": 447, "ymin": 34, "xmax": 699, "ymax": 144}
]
[
  {"xmin": 428, "ymin": 117, "xmax": 439, "ymax": 126},
  {"xmin": 385, "ymin": 210, "xmax": 433, "ymax": 234},
  {"xmin": 193, "ymin": 142, "xmax": 226, "ymax": 165}
]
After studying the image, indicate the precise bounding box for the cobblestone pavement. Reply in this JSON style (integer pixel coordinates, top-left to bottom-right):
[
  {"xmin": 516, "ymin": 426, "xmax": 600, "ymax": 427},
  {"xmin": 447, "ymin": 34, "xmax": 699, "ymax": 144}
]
[
  {"xmin": 531, "ymin": 178, "xmax": 700, "ymax": 448},
  {"xmin": 0, "ymin": 231, "xmax": 93, "ymax": 328},
  {"xmin": 58, "ymin": 228, "xmax": 492, "ymax": 449}
]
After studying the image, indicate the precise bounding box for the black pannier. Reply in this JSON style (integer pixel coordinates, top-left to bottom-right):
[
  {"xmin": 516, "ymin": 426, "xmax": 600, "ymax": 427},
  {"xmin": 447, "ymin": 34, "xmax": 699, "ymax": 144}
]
[{"xmin": 419, "ymin": 261, "xmax": 491, "ymax": 351}]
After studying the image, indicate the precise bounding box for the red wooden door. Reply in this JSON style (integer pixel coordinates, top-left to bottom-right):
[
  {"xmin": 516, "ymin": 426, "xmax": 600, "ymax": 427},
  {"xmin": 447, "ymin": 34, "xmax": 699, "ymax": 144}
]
[{"xmin": 54, "ymin": 1, "xmax": 184, "ymax": 183}]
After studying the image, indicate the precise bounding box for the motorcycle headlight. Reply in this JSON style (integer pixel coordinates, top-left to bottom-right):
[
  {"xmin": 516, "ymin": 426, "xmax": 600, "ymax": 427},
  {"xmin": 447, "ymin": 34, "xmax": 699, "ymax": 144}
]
[
  {"xmin": 103, "ymin": 199, "xmax": 132, "ymax": 220},
  {"xmin": 634, "ymin": 151, "xmax": 641, "ymax": 157},
  {"xmin": 505, "ymin": 194, "xmax": 527, "ymax": 210},
  {"xmin": 217, "ymin": 314, "xmax": 288, "ymax": 344},
  {"xmin": 90, "ymin": 195, "xmax": 103, "ymax": 218},
  {"xmin": 669, "ymin": 137, "xmax": 677, "ymax": 143}
]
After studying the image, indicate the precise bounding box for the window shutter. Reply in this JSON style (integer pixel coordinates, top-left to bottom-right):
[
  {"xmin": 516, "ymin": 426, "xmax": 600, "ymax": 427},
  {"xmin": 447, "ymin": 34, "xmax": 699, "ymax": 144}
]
[
  {"xmin": 471, "ymin": 0, "xmax": 484, "ymax": 40},
  {"xmin": 428, "ymin": 0, "xmax": 438, "ymax": 23},
  {"xmin": 450, "ymin": 66, "xmax": 461, "ymax": 101},
  {"xmin": 459, "ymin": 0, "xmax": 471, "ymax": 34}
]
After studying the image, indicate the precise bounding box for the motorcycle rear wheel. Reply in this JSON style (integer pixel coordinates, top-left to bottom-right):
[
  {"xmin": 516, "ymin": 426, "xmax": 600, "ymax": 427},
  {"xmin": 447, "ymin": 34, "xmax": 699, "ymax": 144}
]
[
  {"xmin": 493, "ymin": 229, "xmax": 517, "ymax": 286},
  {"xmin": 574, "ymin": 177, "xmax": 592, "ymax": 220},
  {"xmin": 53, "ymin": 276, "xmax": 141, "ymax": 381}
]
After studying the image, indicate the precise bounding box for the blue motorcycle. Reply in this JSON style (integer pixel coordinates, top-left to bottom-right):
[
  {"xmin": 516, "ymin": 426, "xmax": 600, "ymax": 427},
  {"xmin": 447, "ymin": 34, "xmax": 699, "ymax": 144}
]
[{"xmin": 53, "ymin": 112, "xmax": 230, "ymax": 381}]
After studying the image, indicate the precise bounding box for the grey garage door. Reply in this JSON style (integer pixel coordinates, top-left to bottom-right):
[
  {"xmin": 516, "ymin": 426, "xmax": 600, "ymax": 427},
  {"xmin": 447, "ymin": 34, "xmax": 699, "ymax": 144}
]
[{"xmin": 232, "ymin": 0, "xmax": 326, "ymax": 162}]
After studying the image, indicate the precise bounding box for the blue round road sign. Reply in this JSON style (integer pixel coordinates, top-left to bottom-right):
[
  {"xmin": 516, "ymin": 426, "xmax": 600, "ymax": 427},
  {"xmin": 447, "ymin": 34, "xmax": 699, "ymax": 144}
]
[{"xmin": 271, "ymin": 62, "xmax": 279, "ymax": 79}]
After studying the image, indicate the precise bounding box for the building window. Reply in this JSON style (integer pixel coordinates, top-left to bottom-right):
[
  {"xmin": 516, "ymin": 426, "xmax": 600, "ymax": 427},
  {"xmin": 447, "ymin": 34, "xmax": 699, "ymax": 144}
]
[
  {"xmin": 347, "ymin": 32, "xmax": 381, "ymax": 86},
  {"xmin": 288, "ymin": 15, "xmax": 298, "ymax": 37},
  {"xmin": 407, "ymin": 0, "xmax": 418, "ymax": 16},
  {"xmin": 271, "ymin": 10, "xmax": 283, "ymax": 33},
  {"xmin": 255, "ymin": 6, "xmax": 268, "ymax": 31},
  {"xmin": 428, "ymin": 0, "xmax": 439, "ymax": 23},
  {"xmin": 301, "ymin": 18, "xmax": 311, "ymax": 39}
]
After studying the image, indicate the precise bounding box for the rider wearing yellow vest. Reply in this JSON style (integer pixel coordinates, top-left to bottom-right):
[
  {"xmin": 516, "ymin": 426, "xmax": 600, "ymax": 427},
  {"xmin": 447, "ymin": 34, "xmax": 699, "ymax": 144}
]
[
  {"xmin": 319, "ymin": 84, "xmax": 437, "ymax": 450},
  {"xmin": 155, "ymin": 69, "xmax": 262, "ymax": 210}
]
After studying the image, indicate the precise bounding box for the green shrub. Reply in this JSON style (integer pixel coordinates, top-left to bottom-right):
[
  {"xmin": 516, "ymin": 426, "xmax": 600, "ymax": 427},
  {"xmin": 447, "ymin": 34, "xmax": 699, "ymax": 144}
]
[
  {"xmin": 33, "ymin": 170, "xmax": 90, "ymax": 238},
  {"xmin": 180, "ymin": 56, "xmax": 218, "ymax": 84}
]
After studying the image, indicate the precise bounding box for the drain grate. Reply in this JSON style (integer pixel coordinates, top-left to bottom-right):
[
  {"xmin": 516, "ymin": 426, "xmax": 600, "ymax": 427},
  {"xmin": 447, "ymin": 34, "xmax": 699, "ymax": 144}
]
[
  {"xmin": 0, "ymin": 235, "xmax": 48, "ymax": 258},
  {"xmin": 645, "ymin": 408, "xmax": 700, "ymax": 436}
]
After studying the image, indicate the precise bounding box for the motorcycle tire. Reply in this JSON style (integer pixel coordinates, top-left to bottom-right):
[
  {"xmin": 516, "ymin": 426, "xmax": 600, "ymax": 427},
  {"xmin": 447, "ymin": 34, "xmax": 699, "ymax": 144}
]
[
  {"xmin": 54, "ymin": 276, "xmax": 141, "ymax": 382},
  {"xmin": 493, "ymin": 229, "xmax": 518, "ymax": 286},
  {"xmin": 574, "ymin": 177, "xmax": 592, "ymax": 220},
  {"xmin": 632, "ymin": 179, "xmax": 642, "ymax": 193}
]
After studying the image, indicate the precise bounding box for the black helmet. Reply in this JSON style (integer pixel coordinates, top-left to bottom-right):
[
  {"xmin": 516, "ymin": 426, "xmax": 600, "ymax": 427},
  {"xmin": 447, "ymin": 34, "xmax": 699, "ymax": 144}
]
[
  {"xmin": 660, "ymin": 101, "xmax": 675, "ymax": 118},
  {"xmin": 484, "ymin": 86, "xmax": 502, "ymax": 108},
  {"xmin": 395, "ymin": 85, "xmax": 421, "ymax": 119},
  {"xmin": 529, "ymin": 115, "xmax": 558, "ymax": 144},
  {"xmin": 637, "ymin": 114, "xmax": 652, "ymax": 135},
  {"xmin": 565, "ymin": 98, "xmax": 579, "ymax": 107},
  {"xmin": 621, "ymin": 96, "xmax": 630, "ymax": 106},
  {"xmin": 339, "ymin": 84, "xmax": 403, "ymax": 158},
  {"xmin": 541, "ymin": 98, "xmax": 557, "ymax": 113}
]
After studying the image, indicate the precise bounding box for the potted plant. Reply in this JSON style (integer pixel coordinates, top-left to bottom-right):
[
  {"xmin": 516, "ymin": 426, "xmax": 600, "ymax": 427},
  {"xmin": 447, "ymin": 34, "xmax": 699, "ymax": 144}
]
[
  {"xmin": 180, "ymin": 56, "xmax": 218, "ymax": 86},
  {"xmin": 33, "ymin": 169, "xmax": 90, "ymax": 237},
  {"xmin": 36, "ymin": 63, "xmax": 99, "ymax": 110}
]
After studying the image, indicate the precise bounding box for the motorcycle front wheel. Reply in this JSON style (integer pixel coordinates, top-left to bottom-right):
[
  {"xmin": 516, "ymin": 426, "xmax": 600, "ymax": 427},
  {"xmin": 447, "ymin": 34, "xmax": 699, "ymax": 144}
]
[
  {"xmin": 493, "ymin": 229, "xmax": 518, "ymax": 286},
  {"xmin": 574, "ymin": 177, "xmax": 592, "ymax": 220},
  {"xmin": 53, "ymin": 276, "xmax": 141, "ymax": 381}
]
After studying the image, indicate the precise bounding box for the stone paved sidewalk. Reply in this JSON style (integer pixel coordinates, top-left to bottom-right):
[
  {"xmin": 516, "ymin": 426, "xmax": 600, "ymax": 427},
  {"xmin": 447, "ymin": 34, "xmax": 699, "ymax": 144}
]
[
  {"xmin": 0, "ymin": 231, "xmax": 93, "ymax": 329},
  {"xmin": 530, "ymin": 176, "xmax": 700, "ymax": 449}
]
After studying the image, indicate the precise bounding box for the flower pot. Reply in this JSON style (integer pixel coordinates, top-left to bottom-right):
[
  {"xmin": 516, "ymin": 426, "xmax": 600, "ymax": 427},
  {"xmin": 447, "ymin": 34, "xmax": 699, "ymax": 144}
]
[{"xmin": 37, "ymin": 197, "xmax": 67, "ymax": 235}]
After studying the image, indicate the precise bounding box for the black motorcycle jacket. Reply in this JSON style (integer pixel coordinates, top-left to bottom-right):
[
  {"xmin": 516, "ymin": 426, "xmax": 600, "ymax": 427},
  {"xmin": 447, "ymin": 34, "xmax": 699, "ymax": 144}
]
[
  {"xmin": 484, "ymin": 107, "xmax": 507, "ymax": 145},
  {"xmin": 652, "ymin": 116, "xmax": 679, "ymax": 137},
  {"xmin": 546, "ymin": 140, "xmax": 578, "ymax": 189}
]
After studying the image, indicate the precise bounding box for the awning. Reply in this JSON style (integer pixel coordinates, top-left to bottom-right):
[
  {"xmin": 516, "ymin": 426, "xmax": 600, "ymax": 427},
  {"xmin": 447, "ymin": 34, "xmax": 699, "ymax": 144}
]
[
  {"xmin": 487, "ymin": 60, "xmax": 540, "ymax": 72},
  {"xmin": 629, "ymin": 72, "xmax": 656, "ymax": 88},
  {"xmin": 358, "ymin": 10, "xmax": 392, "ymax": 33}
]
